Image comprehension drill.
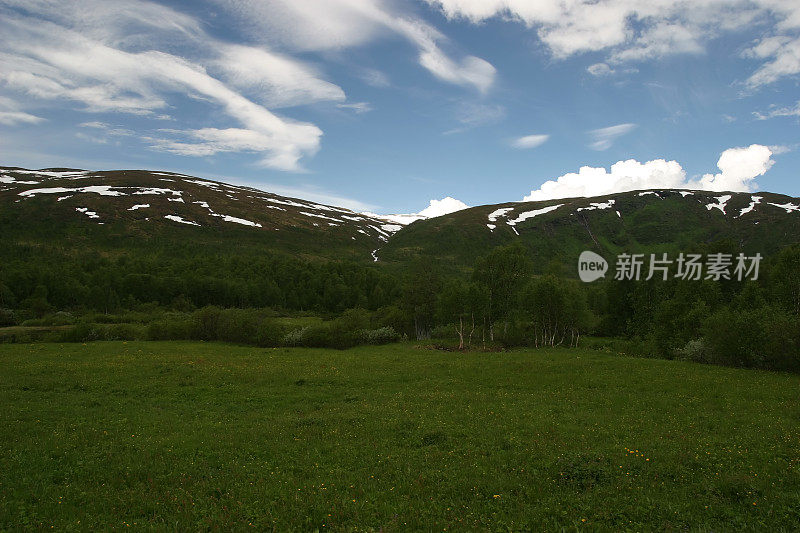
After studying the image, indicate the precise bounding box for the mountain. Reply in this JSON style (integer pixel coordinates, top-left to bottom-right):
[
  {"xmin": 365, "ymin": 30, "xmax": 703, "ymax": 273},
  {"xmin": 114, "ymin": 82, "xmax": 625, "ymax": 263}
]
[
  {"xmin": 376, "ymin": 189, "xmax": 800, "ymax": 271},
  {"xmin": 3, "ymin": 166, "xmax": 800, "ymax": 272},
  {"xmin": 0, "ymin": 166, "xmax": 400, "ymax": 262}
]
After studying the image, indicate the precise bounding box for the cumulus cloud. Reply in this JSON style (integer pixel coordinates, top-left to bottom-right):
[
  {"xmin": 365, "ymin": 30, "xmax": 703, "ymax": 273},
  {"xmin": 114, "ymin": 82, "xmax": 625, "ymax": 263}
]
[
  {"xmin": 511, "ymin": 134, "xmax": 549, "ymax": 149},
  {"xmin": 693, "ymin": 144, "xmax": 774, "ymax": 191},
  {"xmin": 587, "ymin": 123, "xmax": 636, "ymax": 151},
  {"xmin": 417, "ymin": 196, "xmax": 469, "ymax": 218},
  {"xmin": 367, "ymin": 196, "xmax": 470, "ymax": 224},
  {"xmin": 523, "ymin": 144, "xmax": 775, "ymax": 201}
]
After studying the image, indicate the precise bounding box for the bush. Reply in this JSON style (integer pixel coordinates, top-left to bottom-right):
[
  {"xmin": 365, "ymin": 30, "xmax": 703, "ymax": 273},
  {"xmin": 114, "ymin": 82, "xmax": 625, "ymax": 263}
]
[
  {"xmin": 62, "ymin": 322, "xmax": 145, "ymax": 342},
  {"xmin": 0, "ymin": 308, "xmax": 16, "ymax": 327},
  {"xmin": 283, "ymin": 327, "xmax": 308, "ymax": 347},
  {"xmin": 358, "ymin": 326, "xmax": 400, "ymax": 345},
  {"xmin": 675, "ymin": 339, "xmax": 708, "ymax": 363},
  {"xmin": 105, "ymin": 323, "xmax": 146, "ymax": 341},
  {"xmin": 702, "ymin": 305, "xmax": 800, "ymax": 371},
  {"xmin": 282, "ymin": 322, "xmax": 359, "ymax": 349},
  {"xmin": 147, "ymin": 316, "xmax": 194, "ymax": 341}
]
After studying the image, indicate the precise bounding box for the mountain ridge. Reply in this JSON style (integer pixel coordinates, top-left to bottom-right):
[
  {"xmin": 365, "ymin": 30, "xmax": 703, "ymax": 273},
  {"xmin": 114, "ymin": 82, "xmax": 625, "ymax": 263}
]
[{"xmin": 3, "ymin": 165, "xmax": 800, "ymax": 268}]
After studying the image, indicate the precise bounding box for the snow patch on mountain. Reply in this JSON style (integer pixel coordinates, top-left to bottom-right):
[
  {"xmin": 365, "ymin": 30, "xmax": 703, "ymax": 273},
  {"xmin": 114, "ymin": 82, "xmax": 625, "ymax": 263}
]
[
  {"xmin": 577, "ymin": 199, "xmax": 615, "ymax": 212},
  {"xmin": 768, "ymin": 202, "xmax": 800, "ymax": 213},
  {"xmin": 507, "ymin": 204, "xmax": 563, "ymax": 226},
  {"xmin": 738, "ymin": 196, "xmax": 762, "ymax": 217},
  {"xmin": 706, "ymin": 195, "xmax": 732, "ymax": 214},
  {"xmin": 165, "ymin": 215, "xmax": 200, "ymax": 226}
]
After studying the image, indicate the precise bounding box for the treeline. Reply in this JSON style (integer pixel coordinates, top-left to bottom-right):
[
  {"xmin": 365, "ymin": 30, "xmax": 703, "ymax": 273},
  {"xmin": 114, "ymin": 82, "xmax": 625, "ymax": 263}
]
[
  {"xmin": 0, "ymin": 246, "xmax": 400, "ymax": 315},
  {"xmin": 2, "ymin": 238, "xmax": 799, "ymax": 372},
  {"xmin": 397, "ymin": 240, "xmax": 800, "ymax": 371},
  {"xmin": 595, "ymin": 243, "xmax": 800, "ymax": 372}
]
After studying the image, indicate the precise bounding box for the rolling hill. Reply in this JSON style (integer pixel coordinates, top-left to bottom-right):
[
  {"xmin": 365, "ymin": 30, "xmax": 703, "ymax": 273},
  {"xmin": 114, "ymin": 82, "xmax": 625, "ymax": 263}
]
[
  {"xmin": 3, "ymin": 165, "xmax": 800, "ymax": 272},
  {"xmin": 377, "ymin": 189, "xmax": 800, "ymax": 271},
  {"xmin": 0, "ymin": 166, "xmax": 399, "ymax": 262}
]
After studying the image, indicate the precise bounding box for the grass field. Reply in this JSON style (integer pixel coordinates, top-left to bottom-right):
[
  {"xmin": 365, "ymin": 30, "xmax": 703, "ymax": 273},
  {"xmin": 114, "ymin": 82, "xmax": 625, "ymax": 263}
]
[{"xmin": 1, "ymin": 342, "xmax": 799, "ymax": 530}]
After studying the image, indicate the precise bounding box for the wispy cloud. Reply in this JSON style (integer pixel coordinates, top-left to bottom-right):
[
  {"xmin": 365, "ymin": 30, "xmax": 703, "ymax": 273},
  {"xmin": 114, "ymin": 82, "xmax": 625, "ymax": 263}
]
[
  {"xmin": 511, "ymin": 134, "xmax": 549, "ymax": 149},
  {"xmin": 212, "ymin": 0, "xmax": 496, "ymax": 94},
  {"xmin": 0, "ymin": 96, "xmax": 44, "ymax": 125},
  {"xmin": 444, "ymin": 101, "xmax": 505, "ymax": 134},
  {"xmin": 336, "ymin": 102, "xmax": 373, "ymax": 114},
  {"xmin": 587, "ymin": 123, "xmax": 637, "ymax": 151},
  {"xmin": 425, "ymin": 0, "xmax": 800, "ymax": 88},
  {"xmin": 753, "ymin": 100, "xmax": 800, "ymax": 120},
  {"xmin": 0, "ymin": 4, "xmax": 324, "ymax": 171},
  {"xmin": 358, "ymin": 68, "xmax": 391, "ymax": 88},
  {"xmin": 213, "ymin": 44, "xmax": 346, "ymax": 109}
]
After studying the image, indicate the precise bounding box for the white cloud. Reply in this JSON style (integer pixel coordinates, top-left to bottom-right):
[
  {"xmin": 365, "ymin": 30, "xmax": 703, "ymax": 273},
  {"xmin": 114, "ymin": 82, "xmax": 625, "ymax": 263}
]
[
  {"xmin": 693, "ymin": 144, "xmax": 774, "ymax": 191},
  {"xmin": 744, "ymin": 35, "xmax": 800, "ymax": 88},
  {"xmin": 336, "ymin": 102, "xmax": 373, "ymax": 113},
  {"xmin": 523, "ymin": 144, "xmax": 775, "ymax": 201},
  {"xmin": 424, "ymin": 0, "xmax": 800, "ymax": 87},
  {"xmin": 214, "ymin": 44, "xmax": 345, "ymax": 108},
  {"xmin": 768, "ymin": 144, "xmax": 794, "ymax": 154},
  {"xmin": 0, "ymin": 110, "xmax": 44, "ymax": 125},
  {"xmin": 0, "ymin": 95, "xmax": 44, "ymax": 125},
  {"xmin": 610, "ymin": 22, "xmax": 704, "ymax": 62},
  {"xmin": 0, "ymin": 6, "xmax": 324, "ymax": 171},
  {"xmin": 212, "ymin": 0, "xmax": 496, "ymax": 93},
  {"xmin": 511, "ymin": 134, "xmax": 549, "ymax": 149},
  {"xmin": 443, "ymin": 101, "xmax": 505, "ymax": 134},
  {"xmin": 754, "ymin": 100, "xmax": 800, "ymax": 119},
  {"xmin": 587, "ymin": 63, "xmax": 614, "ymax": 76},
  {"xmin": 367, "ymin": 196, "xmax": 469, "ymax": 224},
  {"xmin": 417, "ymin": 196, "xmax": 469, "ymax": 218},
  {"xmin": 358, "ymin": 68, "xmax": 391, "ymax": 88},
  {"xmin": 210, "ymin": 0, "xmax": 387, "ymax": 52},
  {"xmin": 587, "ymin": 123, "xmax": 636, "ymax": 151},
  {"xmin": 396, "ymin": 18, "xmax": 495, "ymax": 93}
]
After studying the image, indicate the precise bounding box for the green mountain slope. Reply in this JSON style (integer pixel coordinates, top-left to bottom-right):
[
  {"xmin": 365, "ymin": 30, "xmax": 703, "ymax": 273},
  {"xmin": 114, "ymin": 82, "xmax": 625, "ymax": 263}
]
[
  {"xmin": 377, "ymin": 190, "xmax": 800, "ymax": 271},
  {"xmin": 4, "ymin": 166, "xmax": 800, "ymax": 273},
  {"xmin": 0, "ymin": 166, "xmax": 396, "ymax": 262}
]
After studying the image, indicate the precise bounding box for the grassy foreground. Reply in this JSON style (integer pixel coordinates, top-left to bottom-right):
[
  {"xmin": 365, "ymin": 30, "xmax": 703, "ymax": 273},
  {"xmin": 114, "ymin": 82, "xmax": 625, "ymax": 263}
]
[{"xmin": 1, "ymin": 342, "xmax": 799, "ymax": 530}]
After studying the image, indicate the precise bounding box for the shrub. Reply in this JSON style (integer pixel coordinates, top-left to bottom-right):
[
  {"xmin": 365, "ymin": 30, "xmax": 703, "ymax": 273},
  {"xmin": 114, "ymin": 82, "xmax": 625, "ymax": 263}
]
[
  {"xmin": 702, "ymin": 305, "xmax": 800, "ymax": 370},
  {"xmin": 191, "ymin": 306, "xmax": 222, "ymax": 341},
  {"xmin": 105, "ymin": 323, "xmax": 146, "ymax": 341},
  {"xmin": 675, "ymin": 339, "xmax": 707, "ymax": 363},
  {"xmin": 282, "ymin": 322, "xmax": 359, "ymax": 349},
  {"xmin": 147, "ymin": 316, "xmax": 194, "ymax": 341},
  {"xmin": 283, "ymin": 327, "xmax": 308, "ymax": 347},
  {"xmin": 0, "ymin": 308, "xmax": 16, "ymax": 327},
  {"xmin": 358, "ymin": 326, "xmax": 400, "ymax": 345}
]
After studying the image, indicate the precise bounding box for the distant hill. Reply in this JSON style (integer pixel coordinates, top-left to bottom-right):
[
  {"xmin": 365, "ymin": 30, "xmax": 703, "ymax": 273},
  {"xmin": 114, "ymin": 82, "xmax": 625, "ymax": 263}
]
[
  {"xmin": 3, "ymin": 166, "xmax": 800, "ymax": 272},
  {"xmin": 0, "ymin": 166, "xmax": 399, "ymax": 262},
  {"xmin": 377, "ymin": 189, "xmax": 800, "ymax": 271}
]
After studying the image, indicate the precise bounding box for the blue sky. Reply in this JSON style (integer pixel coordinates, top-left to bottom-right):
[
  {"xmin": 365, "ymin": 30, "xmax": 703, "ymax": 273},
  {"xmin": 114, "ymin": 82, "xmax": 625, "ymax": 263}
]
[{"xmin": 0, "ymin": 0, "xmax": 798, "ymax": 215}]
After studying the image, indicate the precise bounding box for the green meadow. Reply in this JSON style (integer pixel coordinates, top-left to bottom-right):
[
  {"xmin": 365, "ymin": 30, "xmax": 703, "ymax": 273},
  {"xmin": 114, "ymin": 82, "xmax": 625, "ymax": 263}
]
[{"xmin": 1, "ymin": 342, "xmax": 799, "ymax": 530}]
